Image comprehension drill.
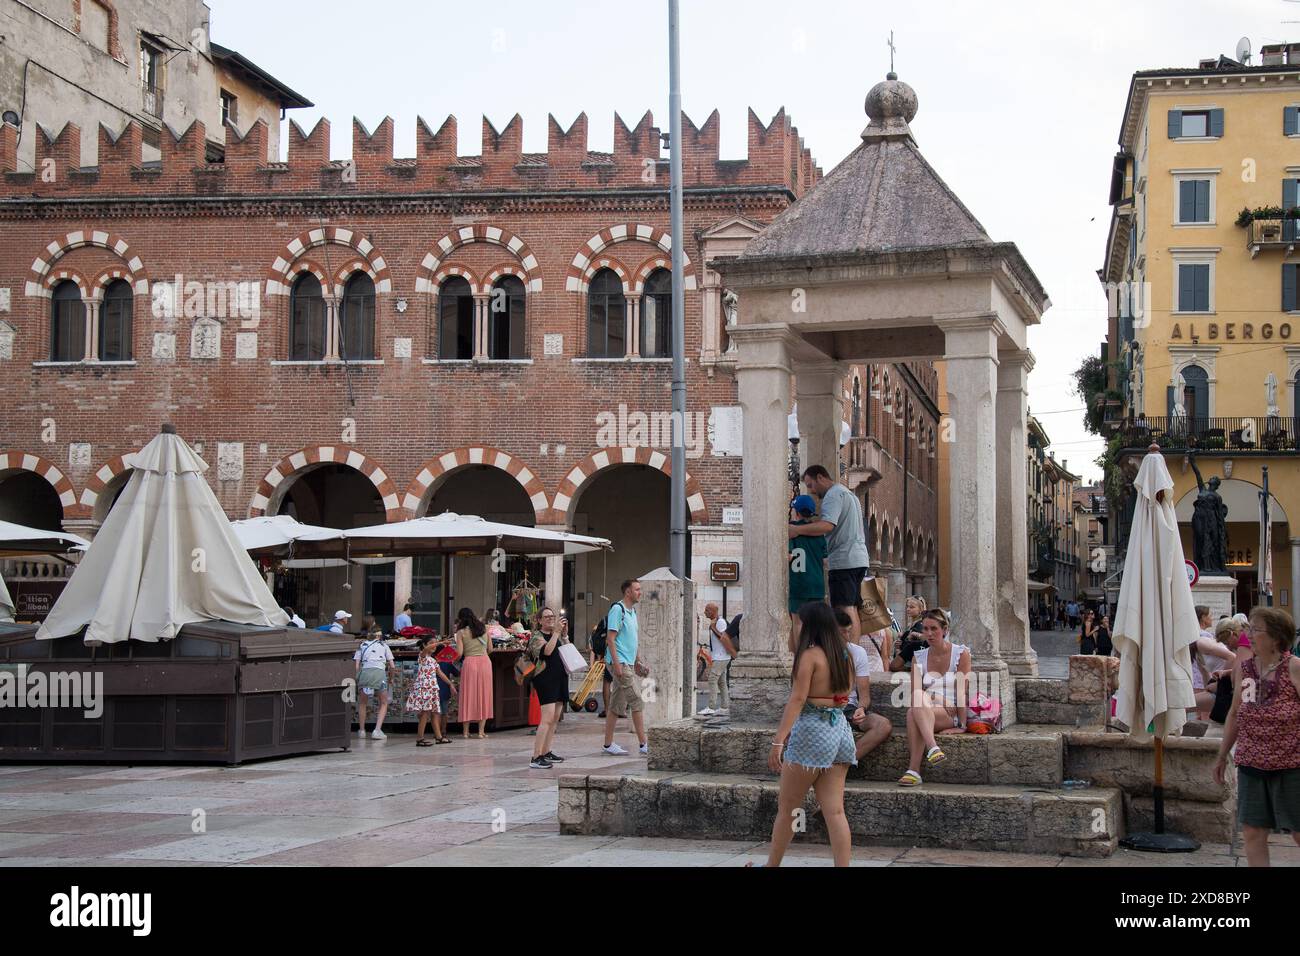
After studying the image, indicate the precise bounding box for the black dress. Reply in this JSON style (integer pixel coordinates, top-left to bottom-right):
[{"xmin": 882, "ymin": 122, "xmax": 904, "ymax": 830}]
[
  {"xmin": 1079, "ymin": 625, "xmax": 1096, "ymax": 656},
  {"xmin": 533, "ymin": 634, "xmax": 570, "ymax": 706},
  {"xmin": 1094, "ymin": 626, "xmax": 1113, "ymax": 656}
]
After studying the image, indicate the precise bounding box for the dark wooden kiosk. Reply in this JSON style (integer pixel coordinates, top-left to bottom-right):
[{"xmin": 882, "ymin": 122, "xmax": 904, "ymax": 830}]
[{"xmin": 0, "ymin": 620, "xmax": 355, "ymax": 764}]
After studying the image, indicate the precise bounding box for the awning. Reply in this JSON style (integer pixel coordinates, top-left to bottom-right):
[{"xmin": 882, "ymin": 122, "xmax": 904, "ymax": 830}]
[
  {"xmin": 292, "ymin": 512, "xmax": 612, "ymax": 559},
  {"xmin": 1027, "ymin": 580, "xmax": 1055, "ymax": 593},
  {"xmin": 0, "ymin": 519, "xmax": 89, "ymax": 558}
]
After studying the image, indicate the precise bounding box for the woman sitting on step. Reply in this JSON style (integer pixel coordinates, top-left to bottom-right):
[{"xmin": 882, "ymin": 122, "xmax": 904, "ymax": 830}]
[
  {"xmin": 898, "ymin": 608, "xmax": 971, "ymax": 787},
  {"xmin": 758, "ymin": 601, "xmax": 857, "ymax": 867}
]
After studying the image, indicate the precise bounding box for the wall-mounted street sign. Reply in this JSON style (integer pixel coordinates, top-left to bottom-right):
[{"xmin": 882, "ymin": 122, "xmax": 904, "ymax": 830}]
[
  {"xmin": 721, "ymin": 507, "xmax": 743, "ymax": 525},
  {"xmin": 710, "ymin": 561, "xmax": 740, "ymax": 583},
  {"xmin": 1185, "ymin": 559, "xmax": 1200, "ymax": 588}
]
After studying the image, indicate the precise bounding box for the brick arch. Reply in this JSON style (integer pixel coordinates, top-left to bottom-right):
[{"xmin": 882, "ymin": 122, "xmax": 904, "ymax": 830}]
[
  {"xmin": 89, "ymin": 266, "xmax": 140, "ymax": 301},
  {"xmin": 479, "ymin": 262, "xmax": 529, "ymax": 296},
  {"xmin": 79, "ymin": 453, "xmax": 133, "ymax": 520},
  {"xmin": 629, "ymin": 254, "xmax": 672, "ymax": 294},
  {"xmin": 248, "ymin": 446, "xmax": 401, "ymax": 520},
  {"xmin": 402, "ymin": 446, "xmax": 548, "ymax": 521},
  {"xmin": 331, "ymin": 257, "xmax": 378, "ymax": 298},
  {"xmin": 0, "ymin": 450, "xmax": 77, "ymax": 518},
  {"xmin": 26, "ymin": 229, "xmax": 147, "ymax": 299},
  {"xmin": 44, "ymin": 267, "xmax": 90, "ymax": 298},
  {"xmin": 416, "ymin": 225, "xmax": 542, "ymax": 295},
  {"xmin": 286, "ymin": 258, "xmax": 329, "ymax": 288},
  {"xmin": 565, "ymin": 224, "xmax": 697, "ymax": 293},
  {"xmin": 266, "ymin": 227, "xmax": 391, "ymax": 297},
  {"xmin": 554, "ymin": 447, "xmax": 706, "ymax": 526},
  {"xmin": 578, "ymin": 253, "xmax": 635, "ymax": 295},
  {"xmin": 430, "ymin": 264, "xmax": 481, "ymax": 294}
]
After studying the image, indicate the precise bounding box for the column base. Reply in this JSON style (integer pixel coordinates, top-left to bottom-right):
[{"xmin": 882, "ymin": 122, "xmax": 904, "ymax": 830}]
[
  {"xmin": 971, "ymin": 659, "xmax": 1016, "ymax": 728},
  {"xmin": 1001, "ymin": 649, "xmax": 1040, "ymax": 678},
  {"xmin": 725, "ymin": 656, "xmax": 791, "ymax": 723}
]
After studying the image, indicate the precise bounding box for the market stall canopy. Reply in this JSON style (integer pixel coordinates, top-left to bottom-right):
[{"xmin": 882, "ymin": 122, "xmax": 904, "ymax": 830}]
[
  {"xmin": 229, "ymin": 514, "xmax": 346, "ymax": 554},
  {"xmin": 1113, "ymin": 448, "xmax": 1198, "ymax": 742},
  {"xmin": 292, "ymin": 512, "xmax": 613, "ymax": 559},
  {"xmin": 37, "ymin": 426, "xmax": 290, "ymax": 644},
  {"xmin": 0, "ymin": 519, "xmax": 89, "ymax": 558}
]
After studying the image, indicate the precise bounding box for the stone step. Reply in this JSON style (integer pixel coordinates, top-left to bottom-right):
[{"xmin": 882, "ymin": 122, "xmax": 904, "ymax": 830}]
[
  {"xmin": 559, "ymin": 771, "xmax": 1123, "ymax": 858},
  {"xmin": 651, "ymin": 720, "xmax": 1066, "ymax": 787}
]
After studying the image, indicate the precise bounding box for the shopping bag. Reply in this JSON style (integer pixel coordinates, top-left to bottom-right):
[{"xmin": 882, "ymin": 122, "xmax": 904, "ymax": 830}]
[
  {"xmin": 858, "ymin": 575, "xmax": 892, "ymax": 632},
  {"xmin": 557, "ymin": 642, "xmax": 589, "ymax": 675}
]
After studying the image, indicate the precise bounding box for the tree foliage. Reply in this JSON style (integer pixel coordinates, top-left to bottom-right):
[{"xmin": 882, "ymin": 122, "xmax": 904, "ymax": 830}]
[{"xmin": 1072, "ymin": 354, "xmax": 1109, "ymax": 436}]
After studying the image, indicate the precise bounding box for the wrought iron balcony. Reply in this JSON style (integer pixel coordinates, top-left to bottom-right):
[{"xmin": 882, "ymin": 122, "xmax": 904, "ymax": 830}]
[
  {"xmin": 1116, "ymin": 416, "xmax": 1300, "ymax": 453},
  {"xmin": 844, "ymin": 435, "xmax": 883, "ymax": 489}
]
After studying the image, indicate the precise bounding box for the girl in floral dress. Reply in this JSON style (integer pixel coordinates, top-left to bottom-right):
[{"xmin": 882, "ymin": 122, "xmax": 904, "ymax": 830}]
[{"xmin": 408, "ymin": 638, "xmax": 455, "ymax": 745}]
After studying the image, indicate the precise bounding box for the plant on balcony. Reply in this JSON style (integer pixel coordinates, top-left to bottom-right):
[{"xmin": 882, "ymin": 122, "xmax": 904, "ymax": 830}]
[{"xmin": 1235, "ymin": 205, "xmax": 1299, "ymax": 227}]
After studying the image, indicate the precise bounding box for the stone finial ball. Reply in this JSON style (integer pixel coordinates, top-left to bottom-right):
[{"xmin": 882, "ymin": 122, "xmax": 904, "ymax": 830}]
[{"xmin": 865, "ymin": 74, "xmax": 919, "ymax": 125}]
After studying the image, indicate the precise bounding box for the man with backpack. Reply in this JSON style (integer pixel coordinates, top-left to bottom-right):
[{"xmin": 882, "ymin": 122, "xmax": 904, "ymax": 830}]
[
  {"xmin": 696, "ymin": 602, "xmax": 736, "ymax": 718},
  {"xmin": 589, "ymin": 615, "xmax": 612, "ymax": 718},
  {"xmin": 602, "ymin": 579, "xmax": 649, "ymax": 757}
]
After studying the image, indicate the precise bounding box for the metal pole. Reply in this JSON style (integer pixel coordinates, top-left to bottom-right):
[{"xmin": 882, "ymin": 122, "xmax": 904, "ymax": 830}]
[
  {"xmin": 668, "ymin": 0, "xmax": 687, "ymax": 580},
  {"xmin": 1262, "ymin": 465, "xmax": 1272, "ymax": 606}
]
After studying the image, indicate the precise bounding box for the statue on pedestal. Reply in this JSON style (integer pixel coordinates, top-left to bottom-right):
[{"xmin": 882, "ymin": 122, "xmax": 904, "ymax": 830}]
[
  {"xmin": 1266, "ymin": 371, "xmax": 1281, "ymax": 420},
  {"xmin": 1188, "ymin": 456, "xmax": 1228, "ymax": 573}
]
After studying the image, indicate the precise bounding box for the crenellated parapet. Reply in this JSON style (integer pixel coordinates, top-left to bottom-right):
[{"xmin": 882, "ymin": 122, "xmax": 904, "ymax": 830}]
[{"xmin": 0, "ymin": 109, "xmax": 820, "ymax": 198}]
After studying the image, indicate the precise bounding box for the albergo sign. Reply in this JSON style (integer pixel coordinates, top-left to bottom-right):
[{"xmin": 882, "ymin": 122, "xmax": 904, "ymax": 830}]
[{"xmin": 1170, "ymin": 321, "xmax": 1293, "ymax": 341}]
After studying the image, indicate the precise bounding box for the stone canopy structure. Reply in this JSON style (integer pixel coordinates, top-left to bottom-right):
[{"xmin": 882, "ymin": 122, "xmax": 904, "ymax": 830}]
[{"xmin": 715, "ymin": 72, "xmax": 1052, "ymax": 720}]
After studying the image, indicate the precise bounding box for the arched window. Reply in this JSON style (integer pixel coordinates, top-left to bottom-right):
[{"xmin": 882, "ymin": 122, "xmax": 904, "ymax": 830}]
[
  {"xmin": 640, "ymin": 268, "xmax": 672, "ymax": 358},
  {"xmin": 1179, "ymin": 364, "xmax": 1209, "ymax": 429},
  {"xmin": 100, "ymin": 279, "xmax": 132, "ymax": 361},
  {"xmin": 587, "ymin": 268, "xmax": 626, "ymax": 358},
  {"xmin": 339, "ymin": 272, "xmax": 375, "ymax": 361},
  {"xmin": 489, "ymin": 275, "xmax": 527, "ymax": 360},
  {"xmin": 289, "ymin": 273, "xmax": 326, "ymax": 360},
  {"xmin": 439, "ymin": 276, "xmax": 474, "ymax": 360},
  {"xmin": 51, "ymin": 280, "xmax": 85, "ymax": 362}
]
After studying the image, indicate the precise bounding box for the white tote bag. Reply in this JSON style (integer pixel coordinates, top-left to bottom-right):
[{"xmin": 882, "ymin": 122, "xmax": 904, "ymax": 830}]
[{"xmin": 557, "ymin": 642, "xmax": 588, "ymax": 675}]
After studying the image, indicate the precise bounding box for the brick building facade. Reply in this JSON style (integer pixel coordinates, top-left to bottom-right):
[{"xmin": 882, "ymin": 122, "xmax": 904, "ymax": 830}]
[{"xmin": 0, "ymin": 99, "xmax": 939, "ymax": 636}]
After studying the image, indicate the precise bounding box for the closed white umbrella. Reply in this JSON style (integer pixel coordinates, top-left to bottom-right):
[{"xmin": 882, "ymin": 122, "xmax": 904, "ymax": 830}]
[
  {"xmin": 1113, "ymin": 444, "xmax": 1200, "ymax": 852},
  {"xmin": 1113, "ymin": 448, "xmax": 1198, "ymax": 741},
  {"xmin": 37, "ymin": 426, "xmax": 289, "ymax": 644}
]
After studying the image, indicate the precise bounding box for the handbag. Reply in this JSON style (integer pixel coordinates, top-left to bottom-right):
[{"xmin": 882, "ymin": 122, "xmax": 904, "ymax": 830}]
[
  {"xmin": 858, "ymin": 576, "xmax": 892, "ymax": 632},
  {"xmin": 696, "ymin": 643, "xmax": 713, "ymax": 682}
]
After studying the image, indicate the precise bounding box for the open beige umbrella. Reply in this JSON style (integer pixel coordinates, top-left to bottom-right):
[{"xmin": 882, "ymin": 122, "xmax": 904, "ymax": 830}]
[
  {"xmin": 37, "ymin": 425, "xmax": 289, "ymax": 644},
  {"xmin": 0, "ymin": 518, "xmax": 91, "ymax": 622},
  {"xmin": 1112, "ymin": 444, "xmax": 1200, "ymax": 851}
]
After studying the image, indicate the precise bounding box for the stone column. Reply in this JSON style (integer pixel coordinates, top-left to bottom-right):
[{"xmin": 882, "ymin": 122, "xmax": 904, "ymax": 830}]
[
  {"xmin": 393, "ymin": 557, "xmax": 413, "ymax": 621},
  {"xmin": 1291, "ymin": 538, "xmax": 1300, "ymax": 616},
  {"xmin": 628, "ymin": 299, "xmax": 641, "ymax": 358},
  {"xmin": 996, "ymin": 349, "xmax": 1038, "ymax": 676},
  {"xmin": 472, "ymin": 295, "xmax": 489, "ymax": 360},
  {"xmin": 886, "ymin": 566, "xmax": 908, "ymax": 625},
  {"xmin": 795, "ymin": 361, "xmax": 844, "ymax": 481},
  {"xmin": 85, "ymin": 300, "xmax": 99, "ymax": 361},
  {"xmin": 728, "ymin": 325, "xmax": 796, "ymax": 720},
  {"xmin": 939, "ymin": 316, "xmax": 1013, "ymax": 723}
]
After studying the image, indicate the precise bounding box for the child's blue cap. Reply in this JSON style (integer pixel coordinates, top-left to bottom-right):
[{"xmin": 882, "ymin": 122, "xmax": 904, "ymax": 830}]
[{"xmin": 791, "ymin": 494, "xmax": 816, "ymax": 517}]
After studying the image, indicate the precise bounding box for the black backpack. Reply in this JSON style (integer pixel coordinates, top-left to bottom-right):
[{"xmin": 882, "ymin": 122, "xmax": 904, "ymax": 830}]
[
  {"xmin": 725, "ymin": 613, "xmax": 742, "ymax": 650},
  {"xmin": 590, "ymin": 616, "xmax": 608, "ymax": 660}
]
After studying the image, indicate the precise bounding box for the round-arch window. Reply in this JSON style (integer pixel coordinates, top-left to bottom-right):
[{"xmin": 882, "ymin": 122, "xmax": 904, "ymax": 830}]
[
  {"xmin": 588, "ymin": 269, "xmax": 626, "ymax": 358},
  {"xmin": 439, "ymin": 275, "xmax": 474, "ymax": 360},
  {"xmin": 290, "ymin": 273, "xmax": 326, "ymax": 360},
  {"xmin": 340, "ymin": 272, "xmax": 375, "ymax": 361},
  {"xmin": 100, "ymin": 279, "xmax": 132, "ymax": 361},
  {"xmin": 51, "ymin": 280, "xmax": 85, "ymax": 362},
  {"xmin": 489, "ymin": 275, "xmax": 527, "ymax": 360},
  {"xmin": 640, "ymin": 268, "xmax": 672, "ymax": 358}
]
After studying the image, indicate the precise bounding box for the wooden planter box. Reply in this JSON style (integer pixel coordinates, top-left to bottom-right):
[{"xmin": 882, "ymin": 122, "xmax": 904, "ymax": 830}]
[{"xmin": 0, "ymin": 620, "xmax": 355, "ymax": 765}]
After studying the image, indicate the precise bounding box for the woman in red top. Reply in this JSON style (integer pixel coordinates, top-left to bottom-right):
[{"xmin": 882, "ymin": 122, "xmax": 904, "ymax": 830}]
[{"xmin": 1213, "ymin": 606, "xmax": 1300, "ymax": 867}]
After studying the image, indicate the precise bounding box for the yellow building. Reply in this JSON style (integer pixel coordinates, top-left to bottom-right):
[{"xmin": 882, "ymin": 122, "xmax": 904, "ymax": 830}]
[{"xmin": 1102, "ymin": 47, "xmax": 1300, "ymax": 613}]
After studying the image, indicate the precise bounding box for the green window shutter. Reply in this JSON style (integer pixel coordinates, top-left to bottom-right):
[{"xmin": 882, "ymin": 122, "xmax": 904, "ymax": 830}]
[
  {"xmin": 1179, "ymin": 181, "xmax": 1195, "ymax": 222},
  {"xmin": 1194, "ymin": 265, "xmax": 1210, "ymax": 311},
  {"xmin": 1209, "ymin": 109, "xmax": 1224, "ymax": 137},
  {"xmin": 1285, "ymin": 106, "xmax": 1299, "ymax": 136},
  {"xmin": 1167, "ymin": 110, "xmax": 1182, "ymax": 138},
  {"xmin": 1178, "ymin": 264, "xmax": 1194, "ymax": 311},
  {"xmin": 1285, "ymin": 179, "xmax": 1299, "ymax": 241},
  {"xmin": 1196, "ymin": 181, "xmax": 1210, "ymax": 221},
  {"xmin": 1285, "ymin": 264, "xmax": 1298, "ymax": 313}
]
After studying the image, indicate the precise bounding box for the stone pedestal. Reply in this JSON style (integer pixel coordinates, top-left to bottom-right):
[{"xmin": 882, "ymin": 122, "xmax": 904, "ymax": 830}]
[
  {"xmin": 635, "ymin": 567, "xmax": 694, "ymax": 725},
  {"xmin": 1191, "ymin": 574, "xmax": 1236, "ymax": 620}
]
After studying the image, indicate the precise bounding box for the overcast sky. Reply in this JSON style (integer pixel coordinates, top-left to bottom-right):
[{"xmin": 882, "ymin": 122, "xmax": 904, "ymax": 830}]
[{"xmin": 210, "ymin": 0, "xmax": 1291, "ymax": 483}]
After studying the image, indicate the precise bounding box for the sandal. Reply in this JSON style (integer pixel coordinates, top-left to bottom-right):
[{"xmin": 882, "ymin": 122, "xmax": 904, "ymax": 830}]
[
  {"xmin": 925, "ymin": 745, "xmax": 946, "ymax": 766},
  {"xmin": 416, "ymin": 739, "xmax": 434, "ymax": 747},
  {"xmin": 898, "ymin": 770, "xmax": 923, "ymax": 787},
  {"xmin": 434, "ymin": 738, "xmax": 450, "ymax": 745},
  {"xmin": 476, "ymin": 733, "xmax": 487, "ymax": 739}
]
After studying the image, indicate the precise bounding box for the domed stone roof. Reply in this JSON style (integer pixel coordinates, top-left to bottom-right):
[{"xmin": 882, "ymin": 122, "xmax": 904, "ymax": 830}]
[{"xmin": 863, "ymin": 72, "xmax": 918, "ymax": 141}]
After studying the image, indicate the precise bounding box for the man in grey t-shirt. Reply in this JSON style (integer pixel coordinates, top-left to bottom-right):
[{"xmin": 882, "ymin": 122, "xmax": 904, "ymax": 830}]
[{"xmin": 791, "ymin": 464, "xmax": 871, "ymax": 634}]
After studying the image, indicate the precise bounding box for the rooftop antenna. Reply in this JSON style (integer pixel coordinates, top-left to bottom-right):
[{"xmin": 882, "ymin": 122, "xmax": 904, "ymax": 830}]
[{"xmin": 1236, "ymin": 36, "xmax": 1252, "ymax": 64}]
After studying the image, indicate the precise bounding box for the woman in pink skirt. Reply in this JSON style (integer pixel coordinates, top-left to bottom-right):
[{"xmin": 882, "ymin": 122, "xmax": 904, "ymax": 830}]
[{"xmin": 454, "ymin": 607, "xmax": 493, "ymax": 737}]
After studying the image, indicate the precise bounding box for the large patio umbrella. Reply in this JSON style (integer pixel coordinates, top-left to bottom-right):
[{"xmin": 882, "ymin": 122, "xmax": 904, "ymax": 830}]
[
  {"xmin": 291, "ymin": 512, "xmax": 612, "ymax": 559},
  {"xmin": 37, "ymin": 425, "xmax": 289, "ymax": 644},
  {"xmin": 1112, "ymin": 444, "xmax": 1200, "ymax": 852},
  {"xmin": 0, "ymin": 519, "xmax": 91, "ymax": 622},
  {"xmin": 229, "ymin": 514, "xmax": 347, "ymax": 555}
]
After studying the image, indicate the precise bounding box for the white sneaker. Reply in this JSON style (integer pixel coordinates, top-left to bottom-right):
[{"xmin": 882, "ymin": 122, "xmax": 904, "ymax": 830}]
[
  {"xmin": 694, "ymin": 708, "xmax": 715, "ymax": 719},
  {"xmin": 602, "ymin": 743, "xmax": 629, "ymax": 756},
  {"xmin": 357, "ymin": 727, "xmax": 367, "ymax": 738},
  {"xmin": 639, "ymin": 743, "xmax": 649, "ymax": 756},
  {"xmin": 370, "ymin": 729, "xmax": 386, "ymax": 740}
]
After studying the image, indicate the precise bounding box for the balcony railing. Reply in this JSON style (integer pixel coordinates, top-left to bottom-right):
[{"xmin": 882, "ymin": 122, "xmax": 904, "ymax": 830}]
[
  {"xmin": 142, "ymin": 86, "xmax": 164, "ymax": 118},
  {"xmin": 844, "ymin": 436, "xmax": 883, "ymax": 488},
  {"xmin": 1245, "ymin": 218, "xmax": 1298, "ymax": 256},
  {"xmin": 1116, "ymin": 416, "xmax": 1300, "ymax": 452}
]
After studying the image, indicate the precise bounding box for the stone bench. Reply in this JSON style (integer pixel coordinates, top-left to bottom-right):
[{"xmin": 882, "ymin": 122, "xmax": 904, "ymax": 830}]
[{"xmin": 558, "ymin": 771, "xmax": 1122, "ymax": 858}]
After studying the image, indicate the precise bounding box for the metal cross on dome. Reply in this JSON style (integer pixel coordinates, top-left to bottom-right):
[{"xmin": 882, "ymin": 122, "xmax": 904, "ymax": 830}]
[{"xmin": 888, "ymin": 31, "xmax": 896, "ymax": 74}]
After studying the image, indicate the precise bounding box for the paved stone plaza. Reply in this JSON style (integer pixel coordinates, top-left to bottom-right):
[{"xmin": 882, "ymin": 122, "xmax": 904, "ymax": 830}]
[{"xmin": 0, "ymin": 635, "xmax": 1291, "ymax": 868}]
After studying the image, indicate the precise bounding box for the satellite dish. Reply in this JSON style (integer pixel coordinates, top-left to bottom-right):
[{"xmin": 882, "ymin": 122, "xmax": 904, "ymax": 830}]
[{"xmin": 1236, "ymin": 36, "xmax": 1252, "ymax": 65}]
